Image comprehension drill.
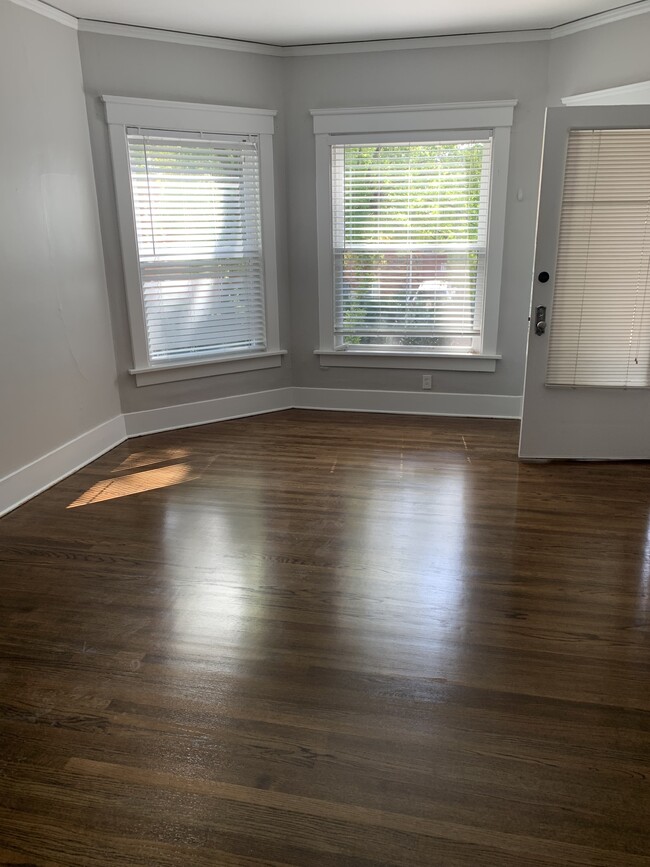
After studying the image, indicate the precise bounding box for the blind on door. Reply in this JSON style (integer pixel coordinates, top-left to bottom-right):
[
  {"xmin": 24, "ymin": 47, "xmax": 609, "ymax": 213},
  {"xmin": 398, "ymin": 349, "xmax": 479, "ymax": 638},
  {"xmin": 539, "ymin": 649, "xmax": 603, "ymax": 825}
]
[
  {"xmin": 546, "ymin": 128, "xmax": 650, "ymax": 387},
  {"xmin": 127, "ymin": 132, "xmax": 266, "ymax": 362},
  {"xmin": 331, "ymin": 137, "xmax": 493, "ymax": 351}
]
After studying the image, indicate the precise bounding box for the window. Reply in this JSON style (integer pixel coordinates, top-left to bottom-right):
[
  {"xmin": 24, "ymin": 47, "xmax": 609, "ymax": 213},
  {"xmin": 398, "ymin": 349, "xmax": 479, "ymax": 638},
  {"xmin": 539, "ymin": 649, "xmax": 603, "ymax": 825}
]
[
  {"xmin": 312, "ymin": 102, "xmax": 516, "ymax": 371},
  {"xmin": 546, "ymin": 128, "xmax": 650, "ymax": 388},
  {"xmin": 127, "ymin": 131, "xmax": 265, "ymax": 362},
  {"xmin": 104, "ymin": 97, "xmax": 284, "ymax": 386},
  {"xmin": 332, "ymin": 137, "xmax": 491, "ymax": 352}
]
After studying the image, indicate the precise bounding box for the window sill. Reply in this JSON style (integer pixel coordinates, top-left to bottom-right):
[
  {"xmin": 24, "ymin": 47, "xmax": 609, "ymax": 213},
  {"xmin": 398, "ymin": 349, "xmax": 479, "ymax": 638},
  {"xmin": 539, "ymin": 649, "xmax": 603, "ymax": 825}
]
[
  {"xmin": 130, "ymin": 350, "xmax": 287, "ymax": 386},
  {"xmin": 314, "ymin": 350, "xmax": 500, "ymax": 372}
]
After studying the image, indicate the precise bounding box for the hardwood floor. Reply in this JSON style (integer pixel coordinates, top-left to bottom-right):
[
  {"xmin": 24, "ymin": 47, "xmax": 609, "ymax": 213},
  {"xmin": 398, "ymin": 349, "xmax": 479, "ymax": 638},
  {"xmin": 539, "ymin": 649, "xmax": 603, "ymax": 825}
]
[{"xmin": 1, "ymin": 409, "xmax": 649, "ymax": 866}]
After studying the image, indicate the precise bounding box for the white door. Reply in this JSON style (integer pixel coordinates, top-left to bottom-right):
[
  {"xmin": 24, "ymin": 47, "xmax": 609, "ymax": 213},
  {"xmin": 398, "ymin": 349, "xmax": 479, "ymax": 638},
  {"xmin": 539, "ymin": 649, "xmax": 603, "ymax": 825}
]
[{"xmin": 519, "ymin": 106, "xmax": 650, "ymax": 460}]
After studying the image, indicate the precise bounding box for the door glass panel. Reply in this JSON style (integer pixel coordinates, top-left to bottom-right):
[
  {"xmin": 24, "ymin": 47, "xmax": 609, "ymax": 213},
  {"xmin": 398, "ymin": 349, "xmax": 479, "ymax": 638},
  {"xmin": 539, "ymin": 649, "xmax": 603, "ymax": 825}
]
[{"xmin": 546, "ymin": 128, "xmax": 650, "ymax": 388}]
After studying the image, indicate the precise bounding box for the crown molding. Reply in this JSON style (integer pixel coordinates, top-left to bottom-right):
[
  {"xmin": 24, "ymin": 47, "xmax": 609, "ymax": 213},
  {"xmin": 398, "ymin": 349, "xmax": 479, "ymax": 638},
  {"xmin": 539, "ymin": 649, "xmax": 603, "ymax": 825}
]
[
  {"xmin": 285, "ymin": 29, "xmax": 549, "ymax": 55},
  {"xmin": 7, "ymin": 0, "xmax": 77, "ymax": 29},
  {"xmin": 288, "ymin": 1, "xmax": 650, "ymax": 52},
  {"xmin": 549, "ymin": 0, "xmax": 650, "ymax": 37},
  {"xmin": 77, "ymin": 19, "xmax": 284, "ymax": 55},
  {"xmin": 77, "ymin": 18, "xmax": 551, "ymax": 53},
  {"xmin": 9, "ymin": 0, "xmax": 650, "ymax": 55}
]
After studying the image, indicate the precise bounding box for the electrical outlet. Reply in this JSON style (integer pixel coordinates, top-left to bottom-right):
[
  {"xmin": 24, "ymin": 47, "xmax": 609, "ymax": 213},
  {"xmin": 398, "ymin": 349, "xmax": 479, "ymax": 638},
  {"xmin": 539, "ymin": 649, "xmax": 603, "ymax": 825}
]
[{"xmin": 422, "ymin": 374, "xmax": 432, "ymax": 390}]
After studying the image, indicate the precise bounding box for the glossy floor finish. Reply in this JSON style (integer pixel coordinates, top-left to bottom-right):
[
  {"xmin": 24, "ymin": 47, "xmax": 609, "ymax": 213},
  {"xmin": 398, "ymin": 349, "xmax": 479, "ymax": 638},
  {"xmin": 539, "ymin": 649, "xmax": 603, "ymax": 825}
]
[{"xmin": 1, "ymin": 410, "xmax": 649, "ymax": 866}]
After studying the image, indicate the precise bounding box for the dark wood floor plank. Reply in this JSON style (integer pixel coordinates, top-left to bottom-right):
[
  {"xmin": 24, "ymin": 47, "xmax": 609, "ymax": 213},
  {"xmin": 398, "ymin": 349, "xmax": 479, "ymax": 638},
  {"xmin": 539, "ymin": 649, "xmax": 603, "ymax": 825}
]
[{"xmin": 1, "ymin": 410, "xmax": 649, "ymax": 865}]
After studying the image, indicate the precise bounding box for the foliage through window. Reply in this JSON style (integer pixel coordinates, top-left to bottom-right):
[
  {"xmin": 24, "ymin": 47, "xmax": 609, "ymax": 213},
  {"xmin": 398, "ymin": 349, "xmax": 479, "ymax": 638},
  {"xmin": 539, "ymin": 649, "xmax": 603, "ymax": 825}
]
[{"xmin": 331, "ymin": 137, "xmax": 493, "ymax": 352}]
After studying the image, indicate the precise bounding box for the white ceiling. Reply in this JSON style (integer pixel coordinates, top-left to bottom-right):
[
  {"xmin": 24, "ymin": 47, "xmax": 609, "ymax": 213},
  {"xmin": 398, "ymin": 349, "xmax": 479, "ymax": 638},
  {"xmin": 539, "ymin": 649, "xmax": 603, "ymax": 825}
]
[{"xmin": 51, "ymin": 0, "xmax": 628, "ymax": 45}]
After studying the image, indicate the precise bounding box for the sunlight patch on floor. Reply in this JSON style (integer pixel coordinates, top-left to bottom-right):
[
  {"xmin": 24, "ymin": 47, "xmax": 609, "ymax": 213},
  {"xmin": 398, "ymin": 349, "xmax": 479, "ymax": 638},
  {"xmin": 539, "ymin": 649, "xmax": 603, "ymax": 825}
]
[
  {"xmin": 111, "ymin": 447, "xmax": 191, "ymax": 474},
  {"xmin": 67, "ymin": 462, "xmax": 196, "ymax": 508}
]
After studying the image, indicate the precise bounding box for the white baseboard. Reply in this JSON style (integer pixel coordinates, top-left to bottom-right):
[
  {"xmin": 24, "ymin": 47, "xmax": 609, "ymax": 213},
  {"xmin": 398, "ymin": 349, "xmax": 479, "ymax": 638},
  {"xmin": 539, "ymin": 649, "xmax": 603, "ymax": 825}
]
[
  {"xmin": 124, "ymin": 386, "xmax": 521, "ymax": 438},
  {"xmin": 0, "ymin": 415, "xmax": 127, "ymax": 518},
  {"xmin": 124, "ymin": 387, "xmax": 294, "ymax": 437},
  {"xmin": 0, "ymin": 388, "xmax": 521, "ymax": 518},
  {"xmin": 293, "ymin": 387, "xmax": 522, "ymax": 419}
]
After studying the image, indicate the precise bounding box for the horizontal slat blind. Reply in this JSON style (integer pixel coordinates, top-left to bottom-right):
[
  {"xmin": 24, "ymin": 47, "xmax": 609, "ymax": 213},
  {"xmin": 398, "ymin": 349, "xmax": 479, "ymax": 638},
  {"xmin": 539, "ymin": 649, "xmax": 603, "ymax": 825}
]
[
  {"xmin": 127, "ymin": 132, "xmax": 266, "ymax": 362},
  {"xmin": 331, "ymin": 138, "xmax": 492, "ymax": 350},
  {"xmin": 546, "ymin": 129, "xmax": 650, "ymax": 387}
]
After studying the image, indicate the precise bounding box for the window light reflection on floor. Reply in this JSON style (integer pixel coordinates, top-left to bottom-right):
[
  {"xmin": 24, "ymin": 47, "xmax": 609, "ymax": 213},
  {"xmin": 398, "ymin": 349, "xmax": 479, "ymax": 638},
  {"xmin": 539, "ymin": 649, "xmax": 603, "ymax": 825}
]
[
  {"xmin": 67, "ymin": 460, "xmax": 198, "ymax": 508},
  {"xmin": 110, "ymin": 447, "xmax": 191, "ymax": 474}
]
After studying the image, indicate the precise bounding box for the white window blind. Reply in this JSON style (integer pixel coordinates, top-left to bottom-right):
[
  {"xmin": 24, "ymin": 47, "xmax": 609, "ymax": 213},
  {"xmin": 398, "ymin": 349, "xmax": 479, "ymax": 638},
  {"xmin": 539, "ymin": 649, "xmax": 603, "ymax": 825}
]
[
  {"xmin": 331, "ymin": 137, "xmax": 493, "ymax": 351},
  {"xmin": 126, "ymin": 131, "xmax": 266, "ymax": 362},
  {"xmin": 546, "ymin": 128, "xmax": 650, "ymax": 388}
]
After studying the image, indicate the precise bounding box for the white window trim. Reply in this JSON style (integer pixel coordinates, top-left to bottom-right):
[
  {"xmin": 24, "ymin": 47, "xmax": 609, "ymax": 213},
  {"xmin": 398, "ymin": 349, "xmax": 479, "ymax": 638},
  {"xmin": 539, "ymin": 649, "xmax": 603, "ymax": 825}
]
[
  {"xmin": 104, "ymin": 95, "xmax": 283, "ymax": 386},
  {"xmin": 311, "ymin": 101, "xmax": 516, "ymax": 371},
  {"xmin": 561, "ymin": 80, "xmax": 650, "ymax": 106}
]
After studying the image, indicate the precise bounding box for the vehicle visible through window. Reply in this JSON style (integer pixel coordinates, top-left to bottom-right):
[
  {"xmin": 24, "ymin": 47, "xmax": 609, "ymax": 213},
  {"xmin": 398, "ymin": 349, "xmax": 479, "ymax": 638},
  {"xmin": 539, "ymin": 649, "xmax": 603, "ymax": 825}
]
[{"xmin": 331, "ymin": 137, "xmax": 492, "ymax": 354}]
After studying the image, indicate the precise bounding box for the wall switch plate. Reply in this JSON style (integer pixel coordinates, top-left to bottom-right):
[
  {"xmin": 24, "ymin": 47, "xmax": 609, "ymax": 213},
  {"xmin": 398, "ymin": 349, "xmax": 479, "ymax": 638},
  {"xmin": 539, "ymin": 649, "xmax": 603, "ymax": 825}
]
[{"xmin": 422, "ymin": 374, "xmax": 432, "ymax": 390}]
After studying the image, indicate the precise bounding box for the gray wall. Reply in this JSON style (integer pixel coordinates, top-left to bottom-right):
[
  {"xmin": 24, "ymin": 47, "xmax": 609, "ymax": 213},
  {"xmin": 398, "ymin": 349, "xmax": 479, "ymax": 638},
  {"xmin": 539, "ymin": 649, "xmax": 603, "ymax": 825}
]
[
  {"xmin": 78, "ymin": 32, "xmax": 292, "ymax": 414},
  {"xmin": 548, "ymin": 12, "xmax": 650, "ymax": 106},
  {"xmin": 284, "ymin": 42, "xmax": 549, "ymax": 397},
  {"xmin": 59, "ymin": 15, "xmax": 650, "ymax": 425},
  {"xmin": 2, "ymin": 4, "xmax": 649, "ymax": 479},
  {"xmin": 79, "ymin": 32, "xmax": 549, "ymax": 406},
  {"xmin": 0, "ymin": 2, "xmax": 120, "ymax": 479}
]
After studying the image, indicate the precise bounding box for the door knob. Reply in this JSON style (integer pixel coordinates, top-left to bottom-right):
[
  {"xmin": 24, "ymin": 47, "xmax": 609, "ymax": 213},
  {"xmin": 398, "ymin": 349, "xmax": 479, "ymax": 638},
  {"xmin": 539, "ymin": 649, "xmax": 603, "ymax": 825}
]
[{"xmin": 534, "ymin": 305, "xmax": 547, "ymax": 336}]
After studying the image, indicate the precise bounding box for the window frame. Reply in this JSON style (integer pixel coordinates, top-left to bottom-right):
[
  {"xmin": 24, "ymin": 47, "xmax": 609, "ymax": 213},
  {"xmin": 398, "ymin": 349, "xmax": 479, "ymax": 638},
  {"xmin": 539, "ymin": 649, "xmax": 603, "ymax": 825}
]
[
  {"xmin": 104, "ymin": 95, "xmax": 285, "ymax": 386},
  {"xmin": 311, "ymin": 101, "xmax": 516, "ymax": 371}
]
